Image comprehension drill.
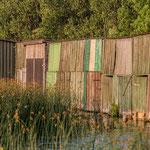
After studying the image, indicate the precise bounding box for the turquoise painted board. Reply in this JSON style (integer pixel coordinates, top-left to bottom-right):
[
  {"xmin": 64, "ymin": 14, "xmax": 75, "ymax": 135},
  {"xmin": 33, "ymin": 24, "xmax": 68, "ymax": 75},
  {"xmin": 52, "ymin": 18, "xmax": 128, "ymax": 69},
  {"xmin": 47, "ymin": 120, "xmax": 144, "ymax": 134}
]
[
  {"xmin": 84, "ymin": 40, "xmax": 91, "ymax": 71},
  {"xmin": 94, "ymin": 39, "xmax": 102, "ymax": 71},
  {"xmin": 48, "ymin": 43, "xmax": 61, "ymax": 71},
  {"xmin": 46, "ymin": 72, "xmax": 57, "ymax": 86}
]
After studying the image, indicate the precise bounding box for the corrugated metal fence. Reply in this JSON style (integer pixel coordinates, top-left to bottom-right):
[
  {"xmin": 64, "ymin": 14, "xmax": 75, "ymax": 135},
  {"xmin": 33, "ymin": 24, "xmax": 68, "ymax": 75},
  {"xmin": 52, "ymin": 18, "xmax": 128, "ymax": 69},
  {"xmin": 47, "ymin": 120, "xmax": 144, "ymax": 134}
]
[{"xmin": 0, "ymin": 40, "xmax": 15, "ymax": 79}]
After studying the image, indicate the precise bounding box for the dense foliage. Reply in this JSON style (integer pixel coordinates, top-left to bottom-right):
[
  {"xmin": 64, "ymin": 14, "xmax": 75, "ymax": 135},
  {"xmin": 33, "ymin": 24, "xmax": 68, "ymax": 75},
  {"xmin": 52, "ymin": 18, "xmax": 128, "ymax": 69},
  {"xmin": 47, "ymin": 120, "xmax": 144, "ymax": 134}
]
[{"xmin": 0, "ymin": 0, "xmax": 150, "ymax": 40}]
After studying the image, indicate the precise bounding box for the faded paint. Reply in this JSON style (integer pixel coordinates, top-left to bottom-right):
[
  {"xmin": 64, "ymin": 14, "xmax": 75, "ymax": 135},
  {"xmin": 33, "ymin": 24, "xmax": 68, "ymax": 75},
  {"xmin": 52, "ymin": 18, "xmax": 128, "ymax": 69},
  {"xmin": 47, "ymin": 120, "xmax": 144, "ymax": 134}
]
[
  {"xmin": 94, "ymin": 39, "xmax": 102, "ymax": 71},
  {"xmin": 48, "ymin": 43, "xmax": 61, "ymax": 71},
  {"xmin": 114, "ymin": 39, "xmax": 132, "ymax": 75},
  {"xmin": 84, "ymin": 40, "xmax": 91, "ymax": 71}
]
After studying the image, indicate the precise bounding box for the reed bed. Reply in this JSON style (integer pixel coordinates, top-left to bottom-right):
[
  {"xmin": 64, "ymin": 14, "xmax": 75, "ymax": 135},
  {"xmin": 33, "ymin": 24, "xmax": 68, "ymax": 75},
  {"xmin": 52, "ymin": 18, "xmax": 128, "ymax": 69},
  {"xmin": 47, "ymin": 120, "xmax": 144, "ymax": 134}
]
[{"xmin": 0, "ymin": 79, "xmax": 150, "ymax": 149}]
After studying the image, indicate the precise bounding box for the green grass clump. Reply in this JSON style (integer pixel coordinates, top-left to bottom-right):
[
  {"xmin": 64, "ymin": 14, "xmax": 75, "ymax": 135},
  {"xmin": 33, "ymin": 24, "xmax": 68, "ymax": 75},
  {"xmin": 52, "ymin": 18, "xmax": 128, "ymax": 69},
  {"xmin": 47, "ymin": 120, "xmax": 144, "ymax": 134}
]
[{"xmin": 0, "ymin": 79, "xmax": 91, "ymax": 149}]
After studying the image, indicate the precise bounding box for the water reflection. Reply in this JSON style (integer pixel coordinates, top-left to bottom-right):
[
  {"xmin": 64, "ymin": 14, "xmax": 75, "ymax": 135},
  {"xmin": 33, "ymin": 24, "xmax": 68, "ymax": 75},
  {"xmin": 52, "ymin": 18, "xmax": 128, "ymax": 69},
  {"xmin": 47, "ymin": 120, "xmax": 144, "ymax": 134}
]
[{"xmin": 37, "ymin": 122, "xmax": 150, "ymax": 150}]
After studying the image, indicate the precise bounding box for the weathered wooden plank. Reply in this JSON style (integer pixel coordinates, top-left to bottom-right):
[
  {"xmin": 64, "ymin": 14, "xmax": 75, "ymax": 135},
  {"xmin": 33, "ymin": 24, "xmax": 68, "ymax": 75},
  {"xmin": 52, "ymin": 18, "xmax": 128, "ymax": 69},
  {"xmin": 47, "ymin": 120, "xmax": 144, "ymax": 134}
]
[
  {"xmin": 132, "ymin": 76, "xmax": 147, "ymax": 113},
  {"xmin": 89, "ymin": 39, "xmax": 96, "ymax": 71},
  {"xmin": 113, "ymin": 75, "xmax": 119, "ymax": 105},
  {"xmin": 83, "ymin": 72, "xmax": 87, "ymax": 108},
  {"xmin": 35, "ymin": 59, "xmax": 44, "ymax": 86},
  {"xmin": 34, "ymin": 44, "xmax": 45, "ymax": 59},
  {"xmin": 70, "ymin": 72, "xmax": 76, "ymax": 102},
  {"xmin": 146, "ymin": 75, "xmax": 150, "ymax": 119},
  {"xmin": 94, "ymin": 39, "xmax": 102, "ymax": 71},
  {"xmin": 65, "ymin": 72, "xmax": 70, "ymax": 92},
  {"xmin": 77, "ymin": 40, "xmax": 85, "ymax": 71},
  {"xmin": 70, "ymin": 41, "xmax": 77, "ymax": 71},
  {"xmin": 48, "ymin": 43, "xmax": 61, "ymax": 71},
  {"xmin": 133, "ymin": 35, "xmax": 150, "ymax": 74},
  {"xmin": 87, "ymin": 72, "xmax": 101, "ymax": 111},
  {"xmin": 84, "ymin": 40, "xmax": 91, "ymax": 71},
  {"xmin": 26, "ymin": 45, "xmax": 35, "ymax": 59},
  {"xmin": 118, "ymin": 76, "xmax": 132, "ymax": 114},
  {"xmin": 114, "ymin": 39, "xmax": 132, "ymax": 75},
  {"xmin": 26, "ymin": 59, "xmax": 34, "ymax": 83},
  {"xmin": 101, "ymin": 75, "xmax": 113, "ymax": 112},
  {"xmin": 101, "ymin": 39, "xmax": 116, "ymax": 74}
]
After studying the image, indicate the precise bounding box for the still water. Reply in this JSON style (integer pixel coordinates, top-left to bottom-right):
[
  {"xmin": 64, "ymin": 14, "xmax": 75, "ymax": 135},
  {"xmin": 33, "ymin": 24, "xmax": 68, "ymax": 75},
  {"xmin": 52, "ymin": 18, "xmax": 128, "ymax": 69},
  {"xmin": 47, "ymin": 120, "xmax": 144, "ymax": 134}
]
[{"xmin": 37, "ymin": 121, "xmax": 150, "ymax": 150}]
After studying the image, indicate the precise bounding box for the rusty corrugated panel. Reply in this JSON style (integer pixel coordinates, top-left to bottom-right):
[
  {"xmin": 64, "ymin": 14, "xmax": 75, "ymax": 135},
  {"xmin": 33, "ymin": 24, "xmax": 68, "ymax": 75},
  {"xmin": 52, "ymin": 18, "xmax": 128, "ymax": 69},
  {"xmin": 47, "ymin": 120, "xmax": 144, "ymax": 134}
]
[
  {"xmin": 35, "ymin": 59, "xmax": 43, "ymax": 85},
  {"xmin": 101, "ymin": 39, "xmax": 116, "ymax": 75},
  {"xmin": 133, "ymin": 35, "xmax": 150, "ymax": 75},
  {"xmin": 132, "ymin": 76, "xmax": 147, "ymax": 113},
  {"xmin": 87, "ymin": 72, "xmax": 101, "ymax": 111},
  {"xmin": 0, "ymin": 41, "xmax": 15, "ymax": 79},
  {"xmin": 118, "ymin": 76, "xmax": 132, "ymax": 114},
  {"xmin": 146, "ymin": 75, "xmax": 150, "ymax": 119},
  {"xmin": 114, "ymin": 39, "xmax": 132, "ymax": 75},
  {"xmin": 26, "ymin": 59, "xmax": 34, "ymax": 83},
  {"xmin": 101, "ymin": 75, "xmax": 113, "ymax": 112}
]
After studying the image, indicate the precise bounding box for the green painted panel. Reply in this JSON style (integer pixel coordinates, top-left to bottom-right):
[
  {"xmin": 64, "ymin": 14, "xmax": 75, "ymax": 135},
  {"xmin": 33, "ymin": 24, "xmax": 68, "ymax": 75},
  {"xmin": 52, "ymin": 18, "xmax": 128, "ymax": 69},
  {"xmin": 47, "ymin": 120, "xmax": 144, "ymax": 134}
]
[
  {"xmin": 118, "ymin": 76, "xmax": 132, "ymax": 114},
  {"xmin": 94, "ymin": 39, "xmax": 102, "ymax": 71},
  {"xmin": 46, "ymin": 72, "xmax": 57, "ymax": 86},
  {"xmin": 83, "ymin": 72, "xmax": 87, "ymax": 108},
  {"xmin": 132, "ymin": 76, "xmax": 147, "ymax": 113},
  {"xmin": 84, "ymin": 40, "xmax": 91, "ymax": 71},
  {"xmin": 48, "ymin": 43, "xmax": 61, "ymax": 71}
]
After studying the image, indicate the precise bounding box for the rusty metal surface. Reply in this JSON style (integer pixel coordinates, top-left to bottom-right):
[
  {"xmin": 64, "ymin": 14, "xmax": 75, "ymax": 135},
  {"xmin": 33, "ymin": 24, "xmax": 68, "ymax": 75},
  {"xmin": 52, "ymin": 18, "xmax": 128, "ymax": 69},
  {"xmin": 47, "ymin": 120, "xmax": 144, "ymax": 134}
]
[{"xmin": 86, "ymin": 72, "xmax": 101, "ymax": 111}]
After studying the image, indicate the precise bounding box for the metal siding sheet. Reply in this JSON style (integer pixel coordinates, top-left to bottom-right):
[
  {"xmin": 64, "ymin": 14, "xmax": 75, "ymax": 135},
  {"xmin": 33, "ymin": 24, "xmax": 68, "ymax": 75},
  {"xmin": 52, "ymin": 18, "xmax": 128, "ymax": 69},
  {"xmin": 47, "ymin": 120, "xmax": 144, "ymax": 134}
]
[
  {"xmin": 114, "ymin": 39, "xmax": 132, "ymax": 75},
  {"xmin": 118, "ymin": 76, "xmax": 132, "ymax": 114},
  {"xmin": 26, "ymin": 59, "xmax": 34, "ymax": 83},
  {"xmin": 84, "ymin": 40, "xmax": 91, "ymax": 71},
  {"xmin": 0, "ymin": 41, "xmax": 2, "ymax": 78},
  {"xmin": 48, "ymin": 43, "xmax": 61, "ymax": 71},
  {"xmin": 101, "ymin": 76, "xmax": 113, "ymax": 112},
  {"xmin": 4, "ymin": 41, "xmax": 7, "ymax": 78},
  {"xmin": 46, "ymin": 72, "xmax": 57, "ymax": 86},
  {"xmin": 146, "ymin": 75, "xmax": 150, "ymax": 119},
  {"xmin": 11, "ymin": 43, "xmax": 15, "ymax": 78},
  {"xmin": 34, "ymin": 44, "xmax": 45, "ymax": 59},
  {"xmin": 35, "ymin": 59, "xmax": 44, "ymax": 86},
  {"xmin": 101, "ymin": 39, "xmax": 116, "ymax": 74},
  {"xmin": 87, "ymin": 72, "xmax": 101, "ymax": 111},
  {"xmin": 94, "ymin": 39, "xmax": 102, "ymax": 71},
  {"xmin": 89, "ymin": 40, "xmax": 96, "ymax": 71},
  {"xmin": 132, "ymin": 76, "xmax": 147, "ymax": 113}
]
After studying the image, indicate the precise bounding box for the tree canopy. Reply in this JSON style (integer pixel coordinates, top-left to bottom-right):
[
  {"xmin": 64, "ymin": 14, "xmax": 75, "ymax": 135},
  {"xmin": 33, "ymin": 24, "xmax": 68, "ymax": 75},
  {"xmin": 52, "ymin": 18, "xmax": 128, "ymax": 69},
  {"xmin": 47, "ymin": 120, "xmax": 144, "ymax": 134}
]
[{"xmin": 0, "ymin": 0, "xmax": 149, "ymax": 40}]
